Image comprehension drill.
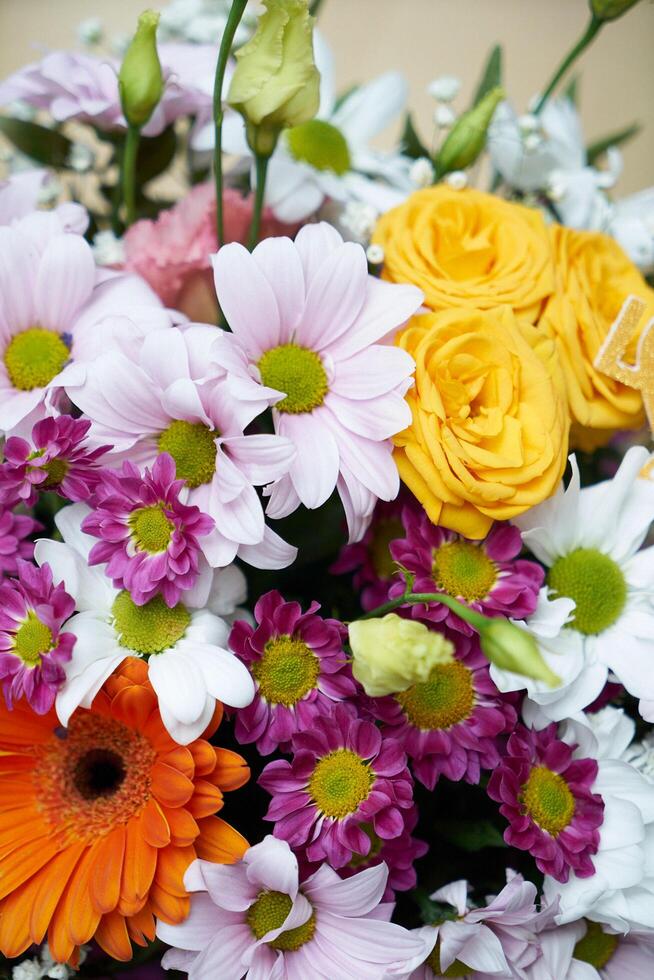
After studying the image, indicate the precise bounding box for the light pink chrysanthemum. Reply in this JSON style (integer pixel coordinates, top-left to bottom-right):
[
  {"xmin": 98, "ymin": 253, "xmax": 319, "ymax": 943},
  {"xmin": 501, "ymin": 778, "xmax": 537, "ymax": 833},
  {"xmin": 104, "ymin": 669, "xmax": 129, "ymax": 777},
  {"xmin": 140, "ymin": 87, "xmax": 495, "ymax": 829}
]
[
  {"xmin": 212, "ymin": 223, "xmax": 423, "ymax": 541},
  {"xmin": 0, "ymin": 169, "xmax": 87, "ymax": 235},
  {"xmin": 535, "ymin": 917, "xmax": 654, "ymax": 979},
  {"xmin": 0, "ymin": 505, "xmax": 41, "ymax": 576},
  {"xmin": 0, "ymin": 560, "xmax": 75, "ymax": 713},
  {"xmin": 157, "ymin": 835, "xmax": 426, "ymax": 979},
  {"xmin": 67, "ymin": 324, "xmax": 297, "ymax": 570}
]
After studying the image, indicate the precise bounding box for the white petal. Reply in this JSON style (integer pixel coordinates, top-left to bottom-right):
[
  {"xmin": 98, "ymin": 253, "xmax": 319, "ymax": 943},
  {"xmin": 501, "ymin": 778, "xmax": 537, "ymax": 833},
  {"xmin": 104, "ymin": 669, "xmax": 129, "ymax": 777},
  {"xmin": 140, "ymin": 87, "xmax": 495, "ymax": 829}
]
[
  {"xmin": 238, "ymin": 524, "xmax": 297, "ymax": 569},
  {"xmin": 35, "ymin": 234, "xmax": 96, "ymax": 331},
  {"xmin": 148, "ymin": 649, "xmax": 209, "ymax": 724},
  {"xmin": 296, "ymin": 241, "xmax": 368, "ymax": 351},
  {"xmin": 278, "ymin": 410, "xmax": 340, "ymax": 509},
  {"xmin": 178, "ymin": 640, "xmax": 255, "ymax": 708}
]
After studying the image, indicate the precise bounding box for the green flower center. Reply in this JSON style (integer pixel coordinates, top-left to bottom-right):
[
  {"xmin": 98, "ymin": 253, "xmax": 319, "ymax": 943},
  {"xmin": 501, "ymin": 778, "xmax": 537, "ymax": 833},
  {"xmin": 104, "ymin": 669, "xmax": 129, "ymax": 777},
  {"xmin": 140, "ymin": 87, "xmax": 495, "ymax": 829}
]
[
  {"xmin": 251, "ymin": 634, "xmax": 320, "ymax": 707},
  {"xmin": 370, "ymin": 518, "xmax": 404, "ymax": 579},
  {"xmin": 522, "ymin": 765, "xmax": 575, "ymax": 837},
  {"xmin": 573, "ymin": 920, "xmax": 619, "ymax": 969},
  {"xmin": 308, "ymin": 748, "xmax": 374, "ymax": 819},
  {"xmin": 432, "ymin": 540, "xmax": 497, "ymax": 603},
  {"xmin": 13, "ymin": 612, "xmax": 53, "ymax": 666},
  {"xmin": 246, "ymin": 890, "xmax": 316, "ymax": 951},
  {"xmin": 157, "ymin": 420, "xmax": 217, "ymax": 489},
  {"xmin": 396, "ymin": 661, "xmax": 475, "ymax": 731},
  {"xmin": 258, "ymin": 343, "xmax": 328, "ymax": 414},
  {"xmin": 4, "ymin": 328, "xmax": 69, "ymax": 391},
  {"xmin": 286, "ymin": 119, "xmax": 351, "ymax": 175},
  {"xmin": 547, "ymin": 548, "xmax": 627, "ymax": 635},
  {"xmin": 112, "ymin": 591, "xmax": 190, "ymax": 655},
  {"xmin": 426, "ymin": 941, "xmax": 471, "ymax": 977},
  {"xmin": 42, "ymin": 457, "xmax": 69, "ymax": 488},
  {"xmin": 128, "ymin": 504, "xmax": 174, "ymax": 554},
  {"xmin": 349, "ymin": 822, "xmax": 384, "ymax": 868}
]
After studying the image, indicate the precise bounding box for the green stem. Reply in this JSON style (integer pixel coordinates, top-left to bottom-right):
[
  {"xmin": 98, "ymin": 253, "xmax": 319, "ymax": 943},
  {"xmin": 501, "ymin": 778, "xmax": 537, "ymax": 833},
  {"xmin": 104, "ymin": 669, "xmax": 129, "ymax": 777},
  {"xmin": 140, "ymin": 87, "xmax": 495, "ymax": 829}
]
[
  {"xmin": 534, "ymin": 15, "xmax": 603, "ymax": 114},
  {"xmin": 213, "ymin": 0, "xmax": 248, "ymax": 246},
  {"xmin": 247, "ymin": 152, "xmax": 269, "ymax": 249},
  {"xmin": 121, "ymin": 123, "xmax": 140, "ymax": 226},
  {"xmin": 358, "ymin": 590, "xmax": 488, "ymax": 632}
]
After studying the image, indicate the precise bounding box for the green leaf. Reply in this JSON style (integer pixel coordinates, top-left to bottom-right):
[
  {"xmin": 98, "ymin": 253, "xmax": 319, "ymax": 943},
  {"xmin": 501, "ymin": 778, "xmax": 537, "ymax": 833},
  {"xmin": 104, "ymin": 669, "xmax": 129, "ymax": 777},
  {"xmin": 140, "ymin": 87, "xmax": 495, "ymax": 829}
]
[
  {"xmin": 136, "ymin": 125, "xmax": 177, "ymax": 183},
  {"xmin": 472, "ymin": 44, "xmax": 502, "ymax": 106},
  {"xmin": 0, "ymin": 116, "xmax": 74, "ymax": 168},
  {"xmin": 586, "ymin": 121, "xmax": 641, "ymax": 165},
  {"xmin": 400, "ymin": 112, "xmax": 430, "ymax": 160},
  {"xmin": 564, "ymin": 74, "xmax": 580, "ymax": 105},
  {"xmin": 435, "ymin": 819, "xmax": 507, "ymax": 852}
]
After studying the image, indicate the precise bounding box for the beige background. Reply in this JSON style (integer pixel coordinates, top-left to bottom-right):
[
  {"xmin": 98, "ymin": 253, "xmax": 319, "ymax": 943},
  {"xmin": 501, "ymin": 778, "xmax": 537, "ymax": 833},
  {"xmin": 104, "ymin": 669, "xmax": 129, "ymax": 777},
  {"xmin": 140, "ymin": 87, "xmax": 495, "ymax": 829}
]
[{"xmin": 0, "ymin": 0, "xmax": 652, "ymax": 194}]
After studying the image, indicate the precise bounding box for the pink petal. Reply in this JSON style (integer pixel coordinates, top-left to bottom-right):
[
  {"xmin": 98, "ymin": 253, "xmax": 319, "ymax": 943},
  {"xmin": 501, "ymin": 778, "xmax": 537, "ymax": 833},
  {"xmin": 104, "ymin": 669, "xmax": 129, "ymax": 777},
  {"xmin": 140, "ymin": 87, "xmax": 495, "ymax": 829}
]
[
  {"xmin": 294, "ymin": 221, "xmax": 344, "ymax": 284},
  {"xmin": 331, "ymin": 345, "xmax": 415, "ymax": 400},
  {"xmin": 278, "ymin": 410, "xmax": 340, "ymax": 509},
  {"xmin": 296, "ymin": 242, "xmax": 368, "ymax": 351},
  {"xmin": 212, "ymin": 243, "xmax": 280, "ymax": 356},
  {"xmin": 333, "ymin": 277, "xmax": 423, "ymax": 359},
  {"xmin": 252, "ymin": 237, "xmax": 305, "ymax": 336}
]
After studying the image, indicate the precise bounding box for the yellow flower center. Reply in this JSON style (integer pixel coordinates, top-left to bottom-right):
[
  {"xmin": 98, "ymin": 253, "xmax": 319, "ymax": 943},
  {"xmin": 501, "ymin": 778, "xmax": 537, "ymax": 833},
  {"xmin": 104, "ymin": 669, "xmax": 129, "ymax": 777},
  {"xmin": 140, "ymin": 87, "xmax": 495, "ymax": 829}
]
[
  {"xmin": 112, "ymin": 591, "xmax": 190, "ymax": 655},
  {"xmin": 4, "ymin": 328, "xmax": 69, "ymax": 391},
  {"xmin": 128, "ymin": 503, "xmax": 175, "ymax": 554},
  {"xmin": 432, "ymin": 540, "xmax": 497, "ymax": 602},
  {"xmin": 246, "ymin": 890, "xmax": 317, "ymax": 951},
  {"xmin": 522, "ymin": 765, "xmax": 575, "ymax": 836},
  {"xmin": 258, "ymin": 343, "xmax": 328, "ymax": 414},
  {"xmin": 308, "ymin": 748, "xmax": 374, "ymax": 819},
  {"xmin": 396, "ymin": 661, "xmax": 475, "ymax": 731},
  {"xmin": 157, "ymin": 420, "xmax": 217, "ymax": 489},
  {"xmin": 370, "ymin": 518, "xmax": 404, "ymax": 579},
  {"xmin": 547, "ymin": 548, "xmax": 627, "ymax": 635},
  {"xmin": 251, "ymin": 634, "xmax": 320, "ymax": 706},
  {"xmin": 13, "ymin": 612, "xmax": 53, "ymax": 667},
  {"xmin": 286, "ymin": 119, "xmax": 351, "ymax": 175},
  {"xmin": 573, "ymin": 920, "xmax": 619, "ymax": 969},
  {"xmin": 426, "ymin": 941, "xmax": 471, "ymax": 977}
]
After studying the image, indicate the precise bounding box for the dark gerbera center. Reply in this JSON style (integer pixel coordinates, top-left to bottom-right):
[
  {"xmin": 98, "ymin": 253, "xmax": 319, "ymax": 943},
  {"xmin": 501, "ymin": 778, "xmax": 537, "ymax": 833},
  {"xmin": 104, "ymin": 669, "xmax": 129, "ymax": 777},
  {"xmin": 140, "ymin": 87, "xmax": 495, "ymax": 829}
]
[
  {"xmin": 112, "ymin": 591, "xmax": 190, "ymax": 655},
  {"xmin": 370, "ymin": 518, "xmax": 404, "ymax": 579},
  {"xmin": 157, "ymin": 419, "xmax": 218, "ymax": 488},
  {"xmin": 251, "ymin": 634, "xmax": 320, "ymax": 706},
  {"xmin": 73, "ymin": 748, "xmax": 126, "ymax": 800},
  {"xmin": 128, "ymin": 503, "xmax": 175, "ymax": 554},
  {"xmin": 547, "ymin": 548, "xmax": 627, "ymax": 635},
  {"xmin": 396, "ymin": 661, "xmax": 475, "ymax": 731},
  {"xmin": 286, "ymin": 119, "xmax": 351, "ymax": 175},
  {"xmin": 522, "ymin": 765, "xmax": 575, "ymax": 836},
  {"xmin": 432, "ymin": 539, "xmax": 497, "ymax": 602},
  {"xmin": 258, "ymin": 343, "xmax": 328, "ymax": 414},
  {"xmin": 247, "ymin": 890, "xmax": 317, "ymax": 951},
  {"xmin": 308, "ymin": 748, "xmax": 374, "ymax": 819},
  {"xmin": 573, "ymin": 920, "xmax": 619, "ymax": 969},
  {"xmin": 4, "ymin": 327, "xmax": 69, "ymax": 391},
  {"xmin": 13, "ymin": 612, "xmax": 53, "ymax": 667}
]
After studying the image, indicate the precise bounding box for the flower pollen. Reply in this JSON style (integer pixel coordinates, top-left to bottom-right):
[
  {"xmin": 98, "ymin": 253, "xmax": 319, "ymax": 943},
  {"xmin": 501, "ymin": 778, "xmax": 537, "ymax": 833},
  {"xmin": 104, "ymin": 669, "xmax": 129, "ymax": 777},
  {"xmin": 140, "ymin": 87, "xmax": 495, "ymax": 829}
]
[
  {"xmin": 547, "ymin": 548, "xmax": 627, "ymax": 635},
  {"xmin": 128, "ymin": 503, "xmax": 175, "ymax": 554},
  {"xmin": 112, "ymin": 591, "xmax": 190, "ymax": 654},
  {"xmin": 13, "ymin": 612, "xmax": 53, "ymax": 667},
  {"xmin": 396, "ymin": 661, "xmax": 475, "ymax": 730},
  {"xmin": 258, "ymin": 343, "xmax": 328, "ymax": 414},
  {"xmin": 157, "ymin": 420, "xmax": 217, "ymax": 488},
  {"xmin": 4, "ymin": 327, "xmax": 69, "ymax": 391},
  {"xmin": 522, "ymin": 765, "xmax": 575, "ymax": 836},
  {"xmin": 309, "ymin": 748, "xmax": 374, "ymax": 819},
  {"xmin": 286, "ymin": 119, "xmax": 351, "ymax": 175},
  {"xmin": 432, "ymin": 539, "xmax": 497, "ymax": 602},
  {"xmin": 251, "ymin": 634, "xmax": 320, "ymax": 706},
  {"xmin": 573, "ymin": 920, "xmax": 619, "ymax": 969}
]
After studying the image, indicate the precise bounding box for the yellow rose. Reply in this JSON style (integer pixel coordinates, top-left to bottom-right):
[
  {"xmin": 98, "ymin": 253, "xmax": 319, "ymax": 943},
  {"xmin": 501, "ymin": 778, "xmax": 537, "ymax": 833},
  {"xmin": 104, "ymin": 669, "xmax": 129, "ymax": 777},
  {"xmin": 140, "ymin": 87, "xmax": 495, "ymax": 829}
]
[
  {"xmin": 394, "ymin": 306, "xmax": 569, "ymax": 538},
  {"xmin": 348, "ymin": 615, "xmax": 454, "ymax": 697},
  {"xmin": 372, "ymin": 187, "xmax": 554, "ymax": 322},
  {"xmin": 539, "ymin": 225, "xmax": 654, "ymax": 432}
]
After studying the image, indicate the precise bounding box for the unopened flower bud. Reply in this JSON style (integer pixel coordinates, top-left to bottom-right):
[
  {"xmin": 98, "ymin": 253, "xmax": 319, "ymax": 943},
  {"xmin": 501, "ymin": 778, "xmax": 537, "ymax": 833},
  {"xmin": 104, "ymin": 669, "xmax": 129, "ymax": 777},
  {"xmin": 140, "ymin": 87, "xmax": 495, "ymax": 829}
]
[
  {"xmin": 590, "ymin": 0, "xmax": 642, "ymax": 21},
  {"xmin": 119, "ymin": 10, "xmax": 164, "ymax": 128},
  {"xmin": 436, "ymin": 86, "xmax": 504, "ymax": 176},
  {"xmin": 349, "ymin": 614, "xmax": 454, "ymax": 697},
  {"xmin": 480, "ymin": 619, "xmax": 560, "ymax": 687}
]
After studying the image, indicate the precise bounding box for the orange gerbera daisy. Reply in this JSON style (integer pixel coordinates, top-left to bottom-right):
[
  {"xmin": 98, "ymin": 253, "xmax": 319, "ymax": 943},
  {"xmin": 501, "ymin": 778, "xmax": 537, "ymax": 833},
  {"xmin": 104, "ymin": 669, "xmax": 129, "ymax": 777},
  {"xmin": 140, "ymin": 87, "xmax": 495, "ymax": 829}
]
[{"xmin": 0, "ymin": 657, "xmax": 249, "ymax": 964}]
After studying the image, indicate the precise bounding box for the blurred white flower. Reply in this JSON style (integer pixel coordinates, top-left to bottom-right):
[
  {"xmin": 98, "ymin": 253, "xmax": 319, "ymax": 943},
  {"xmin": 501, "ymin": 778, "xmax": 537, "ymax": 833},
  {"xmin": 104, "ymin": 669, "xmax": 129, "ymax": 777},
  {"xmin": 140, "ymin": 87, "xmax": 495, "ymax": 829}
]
[
  {"xmin": 428, "ymin": 74, "xmax": 461, "ymax": 102},
  {"xmin": 409, "ymin": 156, "xmax": 434, "ymax": 188}
]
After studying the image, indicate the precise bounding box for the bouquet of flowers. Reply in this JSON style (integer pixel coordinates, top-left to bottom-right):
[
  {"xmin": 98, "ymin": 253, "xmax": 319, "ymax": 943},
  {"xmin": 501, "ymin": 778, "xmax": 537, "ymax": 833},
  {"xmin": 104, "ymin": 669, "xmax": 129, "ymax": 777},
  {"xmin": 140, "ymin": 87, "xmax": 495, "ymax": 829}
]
[{"xmin": 0, "ymin": 0, "xmax": 653, "ymax": 976}]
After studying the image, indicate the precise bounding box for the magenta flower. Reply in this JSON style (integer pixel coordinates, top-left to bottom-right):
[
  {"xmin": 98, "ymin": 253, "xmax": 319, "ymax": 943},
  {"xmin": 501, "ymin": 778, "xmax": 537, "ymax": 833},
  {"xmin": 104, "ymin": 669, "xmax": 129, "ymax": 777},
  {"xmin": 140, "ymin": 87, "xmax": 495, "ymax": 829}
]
[
  {"xmin": 81, "ymin": 453, "xmax": 214, "ymax": 607},
  {"xmin": 368, "ymin": 646, "xmax": 516, "ymax": 790},
  {"xmin": 0, "ymin": 506, "xmax": 41, "ymax": 576},
  {"xmin": 388, "ymin": 513, "xmax": 544, "ymax": 635},
  {"xmin": 0, "ymin": 560, "xmax": 75, "ymax": 713},
  {"xmin": 259, "ymin": 702, "xmax": 414, "ymax": 869},
  {"xmin": 0, "ymin": 415, "xmax": 109, "ymax": 506},
  {"xmin": 229, "ymin": 590, "xmax": 357, "ymax": 755},
  {"xmin": 488, "ymin": 723, "xmax": 605, "ymax": 883}
]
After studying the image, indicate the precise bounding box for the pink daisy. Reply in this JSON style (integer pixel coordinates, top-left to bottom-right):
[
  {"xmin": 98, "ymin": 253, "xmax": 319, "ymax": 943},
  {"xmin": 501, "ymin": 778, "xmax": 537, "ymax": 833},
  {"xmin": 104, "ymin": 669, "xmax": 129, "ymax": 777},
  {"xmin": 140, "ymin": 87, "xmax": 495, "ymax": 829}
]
[
  {"xmin": 537, "ymin": 918, "xmax": 654, "ymax": 979},
  {"xmin": 368, "ymin": 640, "xmax": 516, "ymax": 790},
  {"xmin": 212, "ymin": 223, "xmax": 423, "ymax": 541},
  {"xmin": 229, "ymin": 589, "xmax": 357, "ymax": 755},
  {"xmin": 67, "ymin": 324, "xmax": 297, "ymax": 570},
  {"xmin": 259, "ymin": 701, "xmax": 414, "ymax": 869},
  {"xmin": 487, "ymin": 723, "xmax": 605, "ymax": 883},
  {"xmin": 0, "ymin": 559, "xmax": 75, "ymax": 713},
  {"xmin": 157, "ymin": 835, "xmax": 426, "ymax": 979},
  {"xmin": 0, "ymin": 414, "xmax": 109, "ymax": 505},
  {"xmin": 0, "ymin": 505, "xmax": 41, "ymax": 576},
  {"xmin": 388, "ymin": 513, "xmax": 544, "ymax": 635},
  {"xmin": 81, "ymin": 452, "xmax": 214, "ymax": 607}
]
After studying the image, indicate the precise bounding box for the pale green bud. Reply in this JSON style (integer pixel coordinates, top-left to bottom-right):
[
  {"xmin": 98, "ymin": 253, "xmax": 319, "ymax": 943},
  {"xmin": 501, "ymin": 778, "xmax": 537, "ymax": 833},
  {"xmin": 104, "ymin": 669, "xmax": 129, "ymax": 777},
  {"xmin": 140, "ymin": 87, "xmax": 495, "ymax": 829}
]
[
  {"xmin": 228, "ymin": 0, "xmax": 320, "ymax": 156},
  {"xmin": 119, "ymin": 10, "xmax": 164, "ymax": 128},
  {"xmin": 349, "ymin": 614, "xmax": 455, "ymax": 698},
  {"xmin": 480, "ymin": 619, "xmax": 560, "ymax": 687},
  {"xmin": 590, "ymin": 0, "xmax": 642, "ymax": 21},
  {"xmin": 436, "ymin": 86, "xmax": 504, "ymax": 176}
]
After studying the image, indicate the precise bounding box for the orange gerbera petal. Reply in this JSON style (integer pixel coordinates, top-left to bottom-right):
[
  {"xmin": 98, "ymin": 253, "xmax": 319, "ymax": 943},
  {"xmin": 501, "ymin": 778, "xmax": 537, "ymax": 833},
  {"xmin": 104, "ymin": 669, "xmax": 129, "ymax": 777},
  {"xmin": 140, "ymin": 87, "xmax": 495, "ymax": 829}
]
[
  {"xmin": 211, "ymin": 748, "xmax": 251, "ymax": 791},
  {"xmin": 0, "ymin": 668, "xmax": 249, "ymax": 965}
]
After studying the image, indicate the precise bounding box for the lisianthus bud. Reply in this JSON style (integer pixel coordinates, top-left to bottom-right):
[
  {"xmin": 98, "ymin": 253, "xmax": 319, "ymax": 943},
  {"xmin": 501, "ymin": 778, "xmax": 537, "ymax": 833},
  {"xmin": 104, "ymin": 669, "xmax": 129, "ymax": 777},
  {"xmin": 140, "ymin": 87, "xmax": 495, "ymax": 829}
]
[
  {"xmin": 228, "ymin": 0, "xmax": 320, "ymax": 156},
  {"xmin": 348, "ymin": 614, "xmax": 454, "ymax": 697},
  {"xmin": 480, "ymin": 619, "xmax": 560, "ymax": 687},
  {"xmin": 119, "ymin": 10, "xmax": 164, "ymax": 128},
  {"xmin": 590, "ymin": 0, "xmax": 641, "ymax": 21},
  {"xmin": 436, "ymin": 86, "xmax": 504, "ymax": 176}
]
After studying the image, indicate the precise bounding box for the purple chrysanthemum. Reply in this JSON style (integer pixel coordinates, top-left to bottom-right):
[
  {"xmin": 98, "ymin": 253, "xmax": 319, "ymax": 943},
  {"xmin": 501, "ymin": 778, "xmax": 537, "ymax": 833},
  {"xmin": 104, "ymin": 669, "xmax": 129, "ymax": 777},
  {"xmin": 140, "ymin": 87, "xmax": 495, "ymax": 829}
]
[
  {"xmin": 388, "ymin": 511, "xmax": 544, "ymax": 635},
  {"xmin": 0, "ymin": 506, "xmax": 41, "ymax": 576},
  {"xmin": 368, "ymin": 638, "xmax": 516, "ymax": 790},
  {"xmin": 0, "ymin": 560, "xmax": 75, "ymax": 713},
  {"xmin": 82, "ymin": 453, "xmax": 214, "ymax": 607},
  {"xmin": 487, "ymin": 723, "xmax": 605, "ymax": 883},
  {"xmin": 0, "ymin": 415, "xmax": 109, "ymax": 506},
  {"xmin": 229, "ymin": 590, "xmax": 357, "ymax": 755},
  {"xmin": 259, "ymin": 702, "xmax": 414, "ymax": 869}
]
